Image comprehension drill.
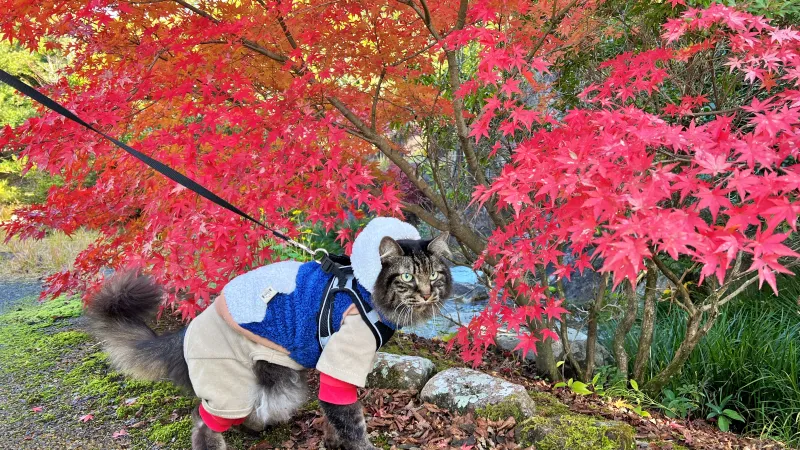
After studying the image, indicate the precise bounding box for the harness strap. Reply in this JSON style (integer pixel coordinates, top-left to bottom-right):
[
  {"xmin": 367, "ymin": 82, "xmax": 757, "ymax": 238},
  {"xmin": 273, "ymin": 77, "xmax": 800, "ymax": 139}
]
[
  {"xmin": 0, "ymin": 69, "xmax": 318, "ymax": 256},
  {"xmin": 317, "ymin": 258, "xmax": 394, "ymax": 351}
]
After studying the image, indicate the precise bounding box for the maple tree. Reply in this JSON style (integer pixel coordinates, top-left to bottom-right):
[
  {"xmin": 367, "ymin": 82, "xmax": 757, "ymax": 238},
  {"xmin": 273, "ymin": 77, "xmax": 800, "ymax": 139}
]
[
  {"xmin": 1, "ymin": 0, "xmax": 798, "ymax": 394},
  {"xmin": 454, "ymin": 2, "xmax": 800, "ymax": 391},
  {"xmin": 0, "ymin": 0, "xmax": 598, "ymax": 317}
]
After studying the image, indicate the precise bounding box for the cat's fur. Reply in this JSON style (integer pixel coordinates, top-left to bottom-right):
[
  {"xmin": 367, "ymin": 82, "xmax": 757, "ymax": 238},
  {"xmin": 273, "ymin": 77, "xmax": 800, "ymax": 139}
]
[{"xmin": 85, "ymin": 233, "xmax": 452, "ymax": 450}]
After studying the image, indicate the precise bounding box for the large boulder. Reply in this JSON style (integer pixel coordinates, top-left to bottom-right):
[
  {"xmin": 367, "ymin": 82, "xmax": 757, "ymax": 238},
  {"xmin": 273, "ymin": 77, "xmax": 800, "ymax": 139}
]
[
  {"xmin": 419, "ymin": 368, "xmax": 535, "ymax": 417},
  {"xmin": 366, "ymin": 353, "xmax": 435, "ymax": 391}
]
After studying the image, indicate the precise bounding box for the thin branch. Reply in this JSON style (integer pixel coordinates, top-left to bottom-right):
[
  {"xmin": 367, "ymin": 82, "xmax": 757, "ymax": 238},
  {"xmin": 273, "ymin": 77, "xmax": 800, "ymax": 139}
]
[
  {"xmin": 271, "ymin": 0, "xmax": 299, "ymax": 50},
  {"xmin": 401, "ymin": 202, "xmax": 449, "ymax": 231},
  {"xmin": 683, "ymin": 108, "xmax": 739, "ymax": 117},
  {"xmin": 388, "ymin": 40, "xmax": 437, "ymax": 67},
  {"xmin": 241, "ymin": 39, "xmax": 289, "ymax": 63},
  {"xmin": 651, "ymin": 253, "xmax": 696, "ymax": 314},
  {"xmin": 371, "ymin": 69, "xmax": 386, "ymax": 131},
  {"xmin": 172, "ymin": 0, "xmax": 219, "ymax": 22},
  {"xmin": 704, "ymin": 274, "xmax": 760, "ymax": 311},
  {"xmin": 525, "ymin": 0, "xmax": 580, "ymax": 62}
]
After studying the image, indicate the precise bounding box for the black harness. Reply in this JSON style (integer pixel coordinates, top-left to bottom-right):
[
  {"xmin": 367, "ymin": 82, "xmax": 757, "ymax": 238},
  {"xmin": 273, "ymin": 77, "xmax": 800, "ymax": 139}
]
[{"xmin": 317, "ymin": 255, "xmax": 395, "ymax": 351}]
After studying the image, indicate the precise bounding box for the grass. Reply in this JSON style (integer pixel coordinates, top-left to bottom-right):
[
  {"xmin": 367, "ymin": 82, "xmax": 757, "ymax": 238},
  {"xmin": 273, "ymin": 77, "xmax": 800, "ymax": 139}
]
[
  {"xmin": 0, "ymin": 296, "xmax": 198, "ymax": 449},
  {"xmin": 0, "ymin": 228, "xmax": 98, "ymax": 279},
  {"xmin": 608, "ymin": 275, "xmax": 800, "ymax": 445}
]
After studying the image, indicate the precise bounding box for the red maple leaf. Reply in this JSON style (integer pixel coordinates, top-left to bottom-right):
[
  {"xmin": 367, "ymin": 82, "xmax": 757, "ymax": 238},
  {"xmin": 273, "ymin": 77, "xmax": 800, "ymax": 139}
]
[{"xmin": 513, "ymin": 332, "xmax": 540, "ymax": 358}]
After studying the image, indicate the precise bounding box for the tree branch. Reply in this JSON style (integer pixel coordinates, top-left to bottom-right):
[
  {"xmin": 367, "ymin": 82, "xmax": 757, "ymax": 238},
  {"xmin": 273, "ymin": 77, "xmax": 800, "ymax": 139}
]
[
  {"xmin": 371, "ymin": 70, "xmax": 386, "ymax": 131},
  {"xmin": 651, "ymin": 253, "xmax": 696, "ymax": 314},
  {"xmin": 526, "ymin": 0, "xmax": 580, "ymax": 62}
]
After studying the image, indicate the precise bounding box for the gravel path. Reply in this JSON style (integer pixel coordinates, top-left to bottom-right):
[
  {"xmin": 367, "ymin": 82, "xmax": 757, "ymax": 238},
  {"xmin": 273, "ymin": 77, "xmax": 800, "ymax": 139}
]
[{"xmin": 0, "ymin": 279, "xmax": 42, "ymax": 313}]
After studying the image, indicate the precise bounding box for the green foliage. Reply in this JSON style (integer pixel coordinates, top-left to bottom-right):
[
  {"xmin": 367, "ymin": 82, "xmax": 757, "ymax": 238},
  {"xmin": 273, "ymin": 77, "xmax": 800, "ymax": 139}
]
[
  {"xmin": 661, "ymin": 387, "xmax": 701, "ymax": 419},
  {"xmin": 606, "ymin": 275, "xmax": 800, "ymax": 443},
  {"xmin": 0, "ymin": 156, "xmax": 63, "ymax": 209},
  {"xmin": 0, "ymin": 40, "xmax": 67, "ymax": 127},
  {"xmin": 554, "ymin": 377, "xmax": 594, "ymax": 396},
  {"xmin": 745, "ymin": 0, "xmax": 800, "ymax": 25},
  {"xmin": 706, "ymin": 394, "xmax": 746, "ymax": 432}
]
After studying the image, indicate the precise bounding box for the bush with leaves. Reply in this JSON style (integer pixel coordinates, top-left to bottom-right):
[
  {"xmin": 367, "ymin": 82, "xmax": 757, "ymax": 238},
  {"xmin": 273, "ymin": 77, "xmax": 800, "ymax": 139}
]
[{"xmin": 456, "ymin": 3, "xmax": 800, "ymax": 394}]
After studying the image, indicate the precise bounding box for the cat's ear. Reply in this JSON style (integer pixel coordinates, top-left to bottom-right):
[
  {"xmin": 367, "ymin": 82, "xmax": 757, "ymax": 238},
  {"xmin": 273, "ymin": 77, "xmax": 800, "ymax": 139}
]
[
  {"xmin": 379, "ymin": 236, "xmax": 403, "ymax": 260},
  {"xmin": 427, "ymin": 232, "xmax": 451, "ymax": 257}
]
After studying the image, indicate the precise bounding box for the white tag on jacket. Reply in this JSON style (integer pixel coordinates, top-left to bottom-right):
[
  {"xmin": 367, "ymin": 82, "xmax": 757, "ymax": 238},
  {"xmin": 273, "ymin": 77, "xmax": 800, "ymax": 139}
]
[{"xmin": 260, "ymin": 287, "xmax": 277, "ymax": 305}]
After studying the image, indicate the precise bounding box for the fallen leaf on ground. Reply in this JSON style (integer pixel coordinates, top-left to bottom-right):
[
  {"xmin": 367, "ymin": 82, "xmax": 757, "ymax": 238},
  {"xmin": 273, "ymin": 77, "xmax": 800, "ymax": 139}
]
[{"xmin": 112, "ymin": 429, "xmax": 128, "ymax": 439}]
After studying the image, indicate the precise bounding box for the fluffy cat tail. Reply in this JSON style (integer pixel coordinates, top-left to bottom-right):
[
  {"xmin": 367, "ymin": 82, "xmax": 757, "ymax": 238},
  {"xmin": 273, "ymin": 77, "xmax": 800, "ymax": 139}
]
[{"xmin": 85, "ymin": 270, "xmax": 193, "ymax": 391}]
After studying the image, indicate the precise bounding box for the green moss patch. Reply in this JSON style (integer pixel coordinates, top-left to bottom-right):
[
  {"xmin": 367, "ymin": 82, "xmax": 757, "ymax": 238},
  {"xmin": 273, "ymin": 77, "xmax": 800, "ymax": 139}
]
[
  {"xmin": 476, "ymin": 396, "xmax": 527, "ymax": 422},
  {"xmin": 527, "ymin": 390, "xmax": 570, "ymax": 417},
  {"xmin": 517, "ymin": 413, "xmax": 635, "ymax": 450},
  {"xmin": 0, "ymin": 296, "xmax": 203, "ymax": 449},
  {"xmin": 148, "ymin": 416, "xmax": 193, "ymax": 445},
  {"xmin": 381, "ymin": 335, "xmax": 457, "ymax": 373}
]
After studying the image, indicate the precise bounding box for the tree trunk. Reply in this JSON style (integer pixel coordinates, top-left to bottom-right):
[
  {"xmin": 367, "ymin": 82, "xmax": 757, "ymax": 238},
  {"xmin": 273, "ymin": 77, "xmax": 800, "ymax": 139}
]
[
  {"xmin": 643, "ymin": 311, "xmax": 704, "ymax": 395},
  {"xmin": 632, "ymin": 260, "xmax": 658, "ymax": 382},
  {"xmin": 613, "ymin": 279, "xmax": 638, "ymax": 377},
  {"xmin": 583, "ymin": 273, "xmax": 608, "ymax": 382},
  {"xmin": 535, "ymin": 319, "xmax": 561, "ymax": 380}
]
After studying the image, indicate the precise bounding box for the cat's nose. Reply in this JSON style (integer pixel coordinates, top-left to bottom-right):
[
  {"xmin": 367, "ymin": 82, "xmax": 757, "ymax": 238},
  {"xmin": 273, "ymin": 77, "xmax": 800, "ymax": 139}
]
[{"xmin": 421, "ymin": 293, "xmax": 432, "ymax": 300}]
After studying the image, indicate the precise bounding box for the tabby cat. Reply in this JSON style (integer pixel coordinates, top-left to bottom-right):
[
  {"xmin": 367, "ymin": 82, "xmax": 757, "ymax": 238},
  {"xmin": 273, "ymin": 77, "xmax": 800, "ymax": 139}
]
[{"xmin": 86, "ymin": 220, "xmax": 452, "ymax": 450}]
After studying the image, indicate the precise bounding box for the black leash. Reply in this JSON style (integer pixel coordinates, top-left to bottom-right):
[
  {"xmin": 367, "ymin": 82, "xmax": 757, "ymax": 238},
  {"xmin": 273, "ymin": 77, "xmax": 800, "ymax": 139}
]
[{"xmin": 0, "ymin": 69, "xmax": 323, "ymax": 257}]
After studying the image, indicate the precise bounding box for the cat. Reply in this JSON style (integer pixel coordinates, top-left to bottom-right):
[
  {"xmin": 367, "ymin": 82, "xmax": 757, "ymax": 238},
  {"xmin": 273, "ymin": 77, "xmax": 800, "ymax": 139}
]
[{"xmin": 85, "ymin": 218, "xmax": 452, "ymax": 450}]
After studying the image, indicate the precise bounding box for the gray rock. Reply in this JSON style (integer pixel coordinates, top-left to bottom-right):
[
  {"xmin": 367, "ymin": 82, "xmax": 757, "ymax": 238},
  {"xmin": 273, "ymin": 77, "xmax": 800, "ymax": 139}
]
[
  {"xmin": 552, "ymin": 333, "xmax": 614, "ymax": 368},
  {"xmin": 495, "ymin": 329, "xmax": 613, "ymax": 367},
  {"xmin": 420, "ymin": 368, "xmax": 535, "ymax": 416},
  {"xmin": 366, "ymin": 353, "xmax": 435, "ymax": 391},
  {"xmin": 450, "ymin": 282, "xmax": 489, "ymax": 304},
  {"xmin": 563, "ymin": 269, "xmax": 603, "ymax": 307},
  {"xmin": 495, "ymin": 333, "xmax": 535, "ymax": 361}
]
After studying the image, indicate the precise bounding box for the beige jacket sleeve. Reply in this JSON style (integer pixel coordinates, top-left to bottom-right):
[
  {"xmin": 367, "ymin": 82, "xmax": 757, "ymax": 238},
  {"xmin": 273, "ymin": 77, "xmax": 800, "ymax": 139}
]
[{"xmin": 315, "ymin": 313, "xmax": 378, "ymax": 387}]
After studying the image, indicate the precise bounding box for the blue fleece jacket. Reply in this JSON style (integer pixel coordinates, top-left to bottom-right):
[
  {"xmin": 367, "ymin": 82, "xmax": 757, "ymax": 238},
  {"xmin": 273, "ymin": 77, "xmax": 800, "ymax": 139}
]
[{"xmin": 225, "ymin": 261, "xmax": 394, "ymax": 368}]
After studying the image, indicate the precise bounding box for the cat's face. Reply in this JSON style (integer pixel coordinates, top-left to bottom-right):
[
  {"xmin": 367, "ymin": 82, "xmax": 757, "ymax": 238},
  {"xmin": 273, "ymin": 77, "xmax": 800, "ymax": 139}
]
[{"xmin": 371, "ymin": 232, "xmax": 453, "ymax": 327}]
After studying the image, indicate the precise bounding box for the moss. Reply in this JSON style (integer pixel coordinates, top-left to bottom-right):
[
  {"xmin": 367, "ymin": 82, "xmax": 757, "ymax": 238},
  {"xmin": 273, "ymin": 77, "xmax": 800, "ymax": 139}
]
[
  {"xmin": 147, "ymin": 416, "xmax": 193, "ymax": 445},
  {"xmin": 259, "ymin": 423, "xmax": 292, "ymax": 445},
  {"xmin": 518, "ymin": 414, "xmax": 636, "ymax": 450},
  {"xmin": 0, "ymin": 295, "xmax": 212, "ymax": 450},
  {"xmin": 475, "ymin": 396, "xmax": 527, "ymax": 422},
  {"xmin": 372, "ymin": 432, "xmax": 392, "ymax": 450},
  {"xmin": 0, "ymin": 298, "xmax": 90, "ymax": 379},
  {"xmin": 381, "ymin": 336, "xmax": 456, "ymax": 373},
  {"xmin": 116, "ymin": 383, "xmax": 194, "ymax": 419},
  {"xmin": 527, "ymin": 390, "xmax": 570, "ymax": 417},
  {"xmin": 38, "ymin": 413, "xmax": 57, "ymax": 422},
  {"xmin": 0, "ymin": 296, "xmax": 82, "ymax": 328},
  {"xmin": 302, "ymin": 399, "xmax": 320, "ymax": 412}
]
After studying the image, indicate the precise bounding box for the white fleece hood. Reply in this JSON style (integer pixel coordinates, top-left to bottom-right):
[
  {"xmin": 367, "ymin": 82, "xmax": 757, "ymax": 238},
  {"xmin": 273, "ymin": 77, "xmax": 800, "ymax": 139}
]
[{"xmin": 351, "ymin": 217, "xmax": 420, "ymax": 293}]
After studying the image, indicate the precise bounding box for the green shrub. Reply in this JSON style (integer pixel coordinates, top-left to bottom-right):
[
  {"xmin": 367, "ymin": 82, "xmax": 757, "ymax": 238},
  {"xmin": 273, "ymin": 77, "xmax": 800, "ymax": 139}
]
[{"xmin": 605, "ymin": 275, "xmax": 800, "ymax": 444}]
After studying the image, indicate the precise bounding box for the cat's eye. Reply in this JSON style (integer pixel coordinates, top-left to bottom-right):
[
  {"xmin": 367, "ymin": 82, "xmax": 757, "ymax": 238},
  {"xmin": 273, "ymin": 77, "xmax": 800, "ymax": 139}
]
[
  {"xmin": 430, "ymin": 272, "xmax": 439, "ymax": 280},
  {"xmin": 400, "ymin": 273, "xmax": 413, "ymax": 282}
]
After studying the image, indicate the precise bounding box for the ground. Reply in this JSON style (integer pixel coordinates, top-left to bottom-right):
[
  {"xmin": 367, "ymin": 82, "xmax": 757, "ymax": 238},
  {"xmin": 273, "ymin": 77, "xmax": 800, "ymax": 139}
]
[{"xmin": 0, "ymin": 290, "xmax": 793, "ymax": 450}]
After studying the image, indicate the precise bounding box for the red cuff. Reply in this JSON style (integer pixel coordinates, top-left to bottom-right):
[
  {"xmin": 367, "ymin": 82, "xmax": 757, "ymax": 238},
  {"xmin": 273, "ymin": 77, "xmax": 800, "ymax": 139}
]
[
  {"xmin": 198, "ymin": 404, "xmax": 246, "ymax": 433},
  {"xmin": 319, "ymin": 372, "xmax": 358, "ymax": 405}
]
